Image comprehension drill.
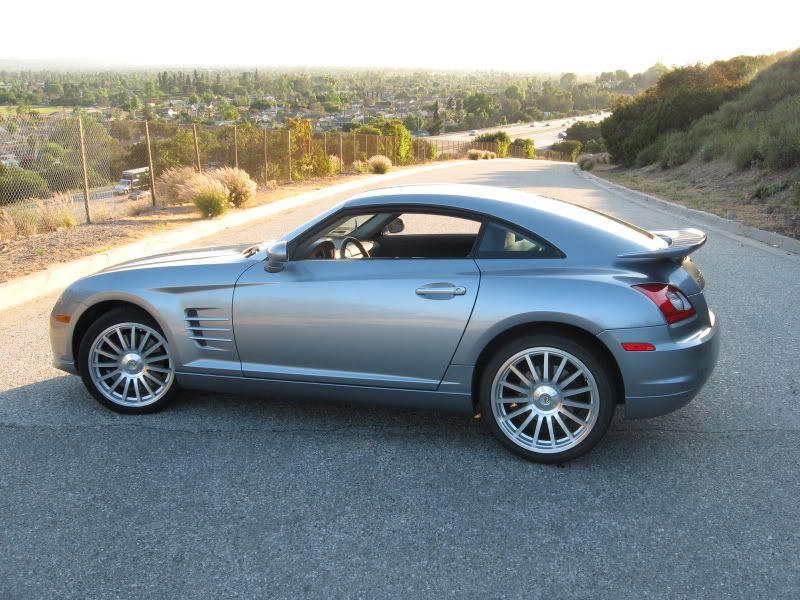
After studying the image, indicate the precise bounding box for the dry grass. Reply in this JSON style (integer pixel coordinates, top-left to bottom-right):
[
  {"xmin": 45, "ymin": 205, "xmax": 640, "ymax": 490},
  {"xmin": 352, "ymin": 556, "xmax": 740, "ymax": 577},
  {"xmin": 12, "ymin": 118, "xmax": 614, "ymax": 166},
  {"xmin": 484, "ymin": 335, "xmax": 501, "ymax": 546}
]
[
  {"xmin": 0, "ymin": 192, "xmax": 77, "ymax": 240},
  {"xmin": 577, "ymin": 152, "xmax": 611, "ymax": 171}
]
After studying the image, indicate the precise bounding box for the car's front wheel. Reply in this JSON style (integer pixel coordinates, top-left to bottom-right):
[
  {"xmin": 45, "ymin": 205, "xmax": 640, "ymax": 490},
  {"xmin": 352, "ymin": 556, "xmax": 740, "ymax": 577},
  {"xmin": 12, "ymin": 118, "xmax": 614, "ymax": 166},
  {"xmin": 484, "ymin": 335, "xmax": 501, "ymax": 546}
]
[
  {"xmin": 479, "ymin": 333, "xmax": 616, "ymax": 463},
  {"xmin": 78, "ymin": 308, "xmax": 178, "ymax": 414}
]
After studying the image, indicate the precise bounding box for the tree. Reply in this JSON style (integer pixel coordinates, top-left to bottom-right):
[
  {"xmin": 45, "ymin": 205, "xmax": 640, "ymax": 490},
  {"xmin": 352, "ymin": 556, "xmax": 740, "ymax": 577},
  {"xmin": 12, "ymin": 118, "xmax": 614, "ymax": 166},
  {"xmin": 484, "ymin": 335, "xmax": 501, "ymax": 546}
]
[
  {"xmin": 504, "ymin": 85, "xmax": 524, "ymax": 101},
  {"xmin": 559, "ymin": 73, "xmax": 578, "ymax": 90},
  {"xmin": 403, "ymin": 114, "xmax": 423, "ymax": 132}
]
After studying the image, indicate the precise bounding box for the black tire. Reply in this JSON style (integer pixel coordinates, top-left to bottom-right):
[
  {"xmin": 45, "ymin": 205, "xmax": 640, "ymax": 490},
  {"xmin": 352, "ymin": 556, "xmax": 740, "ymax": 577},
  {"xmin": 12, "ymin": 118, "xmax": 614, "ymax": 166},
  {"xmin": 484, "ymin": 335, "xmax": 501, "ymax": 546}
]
[
  {"xmin": 78, "ymin": 307, "xmax": 178, "ymax": 414},
  {"xmin": 478, "ymin": 332, "xmax": 616, "ymax": 463}
]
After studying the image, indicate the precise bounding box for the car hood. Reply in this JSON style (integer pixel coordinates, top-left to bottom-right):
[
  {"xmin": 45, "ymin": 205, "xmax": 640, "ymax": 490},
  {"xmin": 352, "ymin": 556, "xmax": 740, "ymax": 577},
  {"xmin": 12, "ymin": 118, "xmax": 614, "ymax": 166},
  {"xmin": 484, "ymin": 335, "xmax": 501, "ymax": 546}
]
[{"xmin": 101, "ymin": 243, "xmax": 264, "ymax": 273}]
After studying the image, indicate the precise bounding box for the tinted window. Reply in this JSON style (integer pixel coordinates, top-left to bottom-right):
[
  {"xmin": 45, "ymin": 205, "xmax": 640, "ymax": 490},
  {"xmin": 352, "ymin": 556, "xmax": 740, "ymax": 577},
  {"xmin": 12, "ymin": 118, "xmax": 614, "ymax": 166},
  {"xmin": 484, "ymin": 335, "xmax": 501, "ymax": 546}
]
[{"xmin": 477, "ymin": 222, "xmax": 562, "ymax": 258}]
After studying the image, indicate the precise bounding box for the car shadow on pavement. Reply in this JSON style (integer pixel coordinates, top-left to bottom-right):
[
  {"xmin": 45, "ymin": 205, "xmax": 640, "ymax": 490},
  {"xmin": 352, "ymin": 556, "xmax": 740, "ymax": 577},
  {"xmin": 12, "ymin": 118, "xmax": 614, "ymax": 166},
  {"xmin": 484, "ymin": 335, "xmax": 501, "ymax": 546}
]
[{"xmin": 1, "ymin": 375, "xmax": 680, "ymax": 470}]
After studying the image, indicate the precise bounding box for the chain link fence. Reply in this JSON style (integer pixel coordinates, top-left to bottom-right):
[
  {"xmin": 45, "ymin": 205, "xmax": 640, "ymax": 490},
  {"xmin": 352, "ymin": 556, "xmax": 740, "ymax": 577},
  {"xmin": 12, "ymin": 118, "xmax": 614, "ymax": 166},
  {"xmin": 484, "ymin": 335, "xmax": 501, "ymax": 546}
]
[{"xmin": 0, "ymin": 114, "xmax": 539, "ymax": 241}]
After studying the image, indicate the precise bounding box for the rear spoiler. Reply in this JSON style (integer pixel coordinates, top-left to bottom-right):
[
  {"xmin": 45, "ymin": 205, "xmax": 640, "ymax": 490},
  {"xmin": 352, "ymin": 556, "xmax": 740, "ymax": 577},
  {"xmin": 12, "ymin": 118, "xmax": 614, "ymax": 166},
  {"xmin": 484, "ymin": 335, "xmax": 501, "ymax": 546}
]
[{"xmin": 617, "ymin": 228, "xmax": 706, "ymax": 260}]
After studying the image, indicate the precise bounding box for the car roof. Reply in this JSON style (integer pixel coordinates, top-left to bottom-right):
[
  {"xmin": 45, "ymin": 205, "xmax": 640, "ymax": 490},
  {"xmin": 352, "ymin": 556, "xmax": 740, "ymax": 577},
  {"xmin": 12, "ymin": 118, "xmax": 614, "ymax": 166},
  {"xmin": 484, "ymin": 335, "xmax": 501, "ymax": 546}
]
[{"xmin": 345, "ymin": 184, "xmax": 665, "ymax": 259}]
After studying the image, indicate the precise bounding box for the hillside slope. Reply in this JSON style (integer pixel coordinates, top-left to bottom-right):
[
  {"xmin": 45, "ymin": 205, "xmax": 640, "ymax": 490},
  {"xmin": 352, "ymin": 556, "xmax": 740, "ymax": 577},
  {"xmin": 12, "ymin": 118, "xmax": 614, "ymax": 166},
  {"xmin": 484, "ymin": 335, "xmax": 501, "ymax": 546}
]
[{"xmin": 596, "ymin": 49, "xmax": 800, "ymax": 239}]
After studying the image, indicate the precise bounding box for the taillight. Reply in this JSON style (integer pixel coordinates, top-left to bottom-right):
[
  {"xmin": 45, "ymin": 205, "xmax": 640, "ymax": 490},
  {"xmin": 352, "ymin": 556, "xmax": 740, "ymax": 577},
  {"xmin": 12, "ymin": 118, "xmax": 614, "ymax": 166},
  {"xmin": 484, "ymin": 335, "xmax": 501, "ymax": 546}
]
[{"xmin": 632, "ymin": 283, "xmax": 696, "ymax": 324}]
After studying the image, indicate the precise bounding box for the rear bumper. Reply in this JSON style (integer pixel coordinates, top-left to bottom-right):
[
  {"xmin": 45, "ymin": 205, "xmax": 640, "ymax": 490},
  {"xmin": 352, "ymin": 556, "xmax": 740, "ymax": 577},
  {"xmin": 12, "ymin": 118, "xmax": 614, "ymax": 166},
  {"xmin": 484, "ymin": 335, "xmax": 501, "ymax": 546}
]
[{"xmin": 598, "ymin": 310, "xmax": 720, "ymax": 419}]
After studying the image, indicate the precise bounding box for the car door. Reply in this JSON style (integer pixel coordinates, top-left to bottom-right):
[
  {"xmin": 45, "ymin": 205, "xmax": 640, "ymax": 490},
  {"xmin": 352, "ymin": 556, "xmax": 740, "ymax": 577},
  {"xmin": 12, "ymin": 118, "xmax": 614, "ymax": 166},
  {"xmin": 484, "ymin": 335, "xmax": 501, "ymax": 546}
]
[{"xmin": 233, "ymin": 257, "xmax": 480, "ymax": 390}]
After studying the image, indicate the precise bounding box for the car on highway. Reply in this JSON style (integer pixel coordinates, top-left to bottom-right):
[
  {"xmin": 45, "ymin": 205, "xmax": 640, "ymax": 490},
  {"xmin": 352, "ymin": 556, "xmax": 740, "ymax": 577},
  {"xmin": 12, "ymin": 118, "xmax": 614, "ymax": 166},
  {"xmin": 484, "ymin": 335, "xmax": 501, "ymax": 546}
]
[
  {"xmin": 49, "ymin": 184, "xmax": 719, "ymax": 463},
  {"xmin": 127, "ymin": 190, "xmax": 151, "ymax": 201},
  {"xmin": 469, "ymin": 130, "xmax": 478, "ymax": 136}
]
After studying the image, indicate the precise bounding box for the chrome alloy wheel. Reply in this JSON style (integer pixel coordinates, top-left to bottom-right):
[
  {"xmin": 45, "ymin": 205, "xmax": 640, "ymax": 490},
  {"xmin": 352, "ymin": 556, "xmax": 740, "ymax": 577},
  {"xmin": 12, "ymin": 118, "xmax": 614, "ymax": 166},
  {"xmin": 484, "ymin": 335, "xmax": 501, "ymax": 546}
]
[
  {"xmin": 490, "ymin": 347, "xmax": 599, "ymax": 454},
  {"xmin": 88, "ymin": 322, "xmax": 174, "ymax": 407}
]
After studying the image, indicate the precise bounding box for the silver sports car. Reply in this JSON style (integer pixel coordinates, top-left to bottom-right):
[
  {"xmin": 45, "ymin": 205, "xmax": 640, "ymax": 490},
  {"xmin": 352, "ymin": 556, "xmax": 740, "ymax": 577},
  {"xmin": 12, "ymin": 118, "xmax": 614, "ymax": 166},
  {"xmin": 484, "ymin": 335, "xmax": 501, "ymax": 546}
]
[{"xmin": 50, "ymin": 184, "xmax": 720, "ymax": 462}]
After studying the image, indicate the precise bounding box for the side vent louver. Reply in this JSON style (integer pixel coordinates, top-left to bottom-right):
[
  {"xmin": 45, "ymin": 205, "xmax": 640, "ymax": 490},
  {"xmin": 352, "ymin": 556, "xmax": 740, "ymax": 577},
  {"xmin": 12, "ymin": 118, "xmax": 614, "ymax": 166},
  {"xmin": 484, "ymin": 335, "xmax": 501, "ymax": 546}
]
[{"xmin": 185, "ymin": 308, "xmax": 233, "ymax": 351}]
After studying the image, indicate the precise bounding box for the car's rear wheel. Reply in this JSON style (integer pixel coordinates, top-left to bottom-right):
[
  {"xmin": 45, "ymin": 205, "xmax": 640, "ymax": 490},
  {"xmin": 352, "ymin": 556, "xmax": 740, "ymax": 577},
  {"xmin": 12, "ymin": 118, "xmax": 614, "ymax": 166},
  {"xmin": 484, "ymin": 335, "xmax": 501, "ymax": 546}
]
[
  {"xmin": 479, "ymin": 333, "xmax": 615, "ymax": 463},
  {"xmin": 78, "ymin": 308, "xmax": 177, "ymax": 414}
]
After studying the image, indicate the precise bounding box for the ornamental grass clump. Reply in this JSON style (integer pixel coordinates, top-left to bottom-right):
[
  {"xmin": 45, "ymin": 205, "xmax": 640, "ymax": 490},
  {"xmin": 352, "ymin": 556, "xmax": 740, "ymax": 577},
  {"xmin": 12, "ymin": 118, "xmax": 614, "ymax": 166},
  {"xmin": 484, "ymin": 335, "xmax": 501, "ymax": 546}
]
[
  {"xmin": 210, "ymin": 167, "xmax": 257, "ymax": 208},
  {"xmin": 367, "ymin": 155, "xmax": 392, "ymax": 174},
  {"xmin": 467, "ymin": 149, "xmax": 482, "ymax": 160},
  {"xmin": 156, "ymin": 166, "xmax": 196, "ymax": 205}
]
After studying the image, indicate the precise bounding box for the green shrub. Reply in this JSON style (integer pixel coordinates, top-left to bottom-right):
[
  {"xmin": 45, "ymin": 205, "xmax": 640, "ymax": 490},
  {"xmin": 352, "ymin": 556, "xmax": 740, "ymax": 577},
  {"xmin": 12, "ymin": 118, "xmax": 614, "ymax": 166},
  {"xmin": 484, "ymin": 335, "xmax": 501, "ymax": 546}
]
[
  {"xmin": 411, "ymin": 138, "xmax": 437, "ymax": 161},
  {"xmin": 467, "ymin": 149, "xmax": 482, "ymax": 160},
  {"xmin": 764, "ymin": 124, "xmax": 800, "ymax": 170},
  {"xmin": 193, "ymin": 189, "xmax": 229, "ymax": 218},
  {"xmin": 475, "ymin": 131, "xmax": 511, "ymax": 157},
  {"xmin": 0, "ymin": 166, "xmax": 49, "ymax": 202},
  {"xmin": 733, "ymin": 135, "xmax": 763, "ymax": 170},
  {"xmin": 752, "ymin": 180, "xmax": 789, "ymax": 201},
  {"xmin": 367, "ymin": 155, "xmax": 392, "ymax": 174},
  {"xmin": 583, "ymin": 139, "xmax": 605, "ymax": 153},
  {"xmin": 550, "ymin": 140, "xmax": 583, "ymax": 161},
  {"xmin": 635, "ymin": 142, "xmax": 663, "ymax": 167},
  {"xmin": 512, "ymin": 138, "xmax": 536, "ymax": 158},
  {"xmin": 38, "ymin": 163, "xmax": 105, "ymax": 192},
  {"xmin": 658, "ymin": 131, "xmax": 695, "ymax": 169},
  {"xmin": 318, "ymin": 154, "xmax": 341, "ymax": 176},
  {"xmin": 352, "ymin": 160, "xmax": 369, "ymax": 173},
  {"xmin": 564, "ymin": 121, "xmax": 603, "ymax": 144}
]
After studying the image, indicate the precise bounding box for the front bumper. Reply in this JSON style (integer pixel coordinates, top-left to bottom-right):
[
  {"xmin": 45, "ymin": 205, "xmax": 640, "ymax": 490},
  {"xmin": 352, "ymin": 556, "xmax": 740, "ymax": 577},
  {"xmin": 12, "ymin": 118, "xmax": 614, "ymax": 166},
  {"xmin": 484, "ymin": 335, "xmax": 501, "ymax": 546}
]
[{"xmin": 598, "ymin": 310, "xmax": 720, "ymax": 418}]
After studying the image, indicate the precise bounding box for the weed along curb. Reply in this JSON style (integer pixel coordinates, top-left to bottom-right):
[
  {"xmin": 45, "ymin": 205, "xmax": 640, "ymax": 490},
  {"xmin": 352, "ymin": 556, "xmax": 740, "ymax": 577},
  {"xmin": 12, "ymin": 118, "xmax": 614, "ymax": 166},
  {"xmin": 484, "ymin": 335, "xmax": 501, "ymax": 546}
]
[
  {"xmin": 0, "ymin": 161, "xmax": 469, "ymax": 311},
  {"xmin": 575, "ymin": 167, "xmax": 800, "ymax": 257}
]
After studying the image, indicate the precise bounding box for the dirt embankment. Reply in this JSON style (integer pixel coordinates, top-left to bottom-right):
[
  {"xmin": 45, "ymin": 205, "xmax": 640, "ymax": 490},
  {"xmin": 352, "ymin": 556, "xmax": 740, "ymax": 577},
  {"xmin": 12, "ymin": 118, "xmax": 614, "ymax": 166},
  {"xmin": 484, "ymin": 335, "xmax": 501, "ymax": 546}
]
[{"xmin": 591, "ymin": 159, "xmax": 800, "ymax": 240}]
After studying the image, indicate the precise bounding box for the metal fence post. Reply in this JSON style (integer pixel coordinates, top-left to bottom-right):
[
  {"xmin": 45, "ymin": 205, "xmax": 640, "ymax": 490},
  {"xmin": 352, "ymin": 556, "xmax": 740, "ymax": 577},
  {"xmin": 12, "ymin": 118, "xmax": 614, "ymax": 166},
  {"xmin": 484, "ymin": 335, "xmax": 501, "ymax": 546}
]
[
  {"xmin": 192, "ymin": 123, "xmax": 202, "ymax": 173},
  {"xmin": 264, "ymin": 128, "xmax": 269, "ymax": 187},
  {"xmin": 144, "ymin": 120, "xmax": 157, "ymax": 207},
  {"xmin": 339, "ymin": 133, "xmax": 343, "ymax": 174},
  {"xmin": 233, "ymin": 124, "xmax": 239, "ymax": 169},
  {"xmin": 353, "ymin": 133, "xmax": 357, "ymax": 163},
  {"xmin": 324, "ymin": 132, "xmax": 327, "ymax": 158},
  {"xmin": 77, "ymin": 117, "xmax": 92, "ymax": 224},
  {"xmin": 287, "ymin": 130, "xmax": 292, "ymax": 183}
]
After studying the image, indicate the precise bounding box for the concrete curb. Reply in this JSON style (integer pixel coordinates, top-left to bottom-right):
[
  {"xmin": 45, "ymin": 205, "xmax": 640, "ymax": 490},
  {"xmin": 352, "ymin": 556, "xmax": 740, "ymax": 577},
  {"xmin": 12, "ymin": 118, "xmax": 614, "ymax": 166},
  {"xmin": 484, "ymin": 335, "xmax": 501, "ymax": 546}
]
[
  {"xmin": 0, "ymin": 161, "xmax": 469, "ymax": 311},
  {"xmin": 575, "ymin": 167, "xmax": 800, "ymax": 256}
]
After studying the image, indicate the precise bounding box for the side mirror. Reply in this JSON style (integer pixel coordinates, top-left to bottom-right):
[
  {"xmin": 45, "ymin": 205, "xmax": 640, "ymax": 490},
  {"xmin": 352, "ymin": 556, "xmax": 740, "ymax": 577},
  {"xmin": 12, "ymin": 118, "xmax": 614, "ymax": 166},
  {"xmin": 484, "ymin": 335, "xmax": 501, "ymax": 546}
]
[
  {"xmin": 384, "ymin": 217, "xmax": 405, "ymax": 234},
  {"xmin": 265, "ymin": 241, "xmax": 288, "ymax": 273}
]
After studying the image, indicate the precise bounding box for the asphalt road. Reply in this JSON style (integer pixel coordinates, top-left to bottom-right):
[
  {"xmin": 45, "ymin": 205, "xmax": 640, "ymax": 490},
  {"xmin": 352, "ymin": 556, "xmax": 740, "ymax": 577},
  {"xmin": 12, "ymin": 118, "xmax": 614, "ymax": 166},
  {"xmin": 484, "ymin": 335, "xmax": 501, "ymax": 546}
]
[
  {"xmin": 431, "ymin": 112, "xmax": 608, "ymax": 147},
  {"xmin": 2, "ymin": 160, "xmax": 799, "ymax": 599}
]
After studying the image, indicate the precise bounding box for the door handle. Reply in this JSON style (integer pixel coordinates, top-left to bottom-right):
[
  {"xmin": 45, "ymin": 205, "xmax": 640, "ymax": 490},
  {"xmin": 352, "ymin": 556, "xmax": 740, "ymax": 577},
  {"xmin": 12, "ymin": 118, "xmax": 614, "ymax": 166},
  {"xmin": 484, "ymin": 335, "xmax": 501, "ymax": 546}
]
[{"xmin": 415, "ymin": 284, "xmax": 467, "ymax": 297}]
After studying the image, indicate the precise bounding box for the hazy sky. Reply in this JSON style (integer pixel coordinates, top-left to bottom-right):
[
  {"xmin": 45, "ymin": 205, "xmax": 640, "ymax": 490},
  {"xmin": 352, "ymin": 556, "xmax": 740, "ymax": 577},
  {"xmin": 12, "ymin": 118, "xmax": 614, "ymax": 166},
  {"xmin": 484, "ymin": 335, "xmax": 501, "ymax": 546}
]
[{"xmin": 1, "ymin": 0, "xmax": 796, "ymax": 73}]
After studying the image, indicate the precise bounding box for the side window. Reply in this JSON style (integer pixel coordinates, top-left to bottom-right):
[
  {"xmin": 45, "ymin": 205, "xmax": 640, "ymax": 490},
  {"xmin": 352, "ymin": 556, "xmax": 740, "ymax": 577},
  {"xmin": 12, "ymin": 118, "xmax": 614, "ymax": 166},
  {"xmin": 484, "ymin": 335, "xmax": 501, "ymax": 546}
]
[
  {"xmin": 384, "ymin": 213, "xmax": 482, "ymax": 236},
  {"xmin": 477, "ymin": 222, "xmax": 561, "ymax": 258}
]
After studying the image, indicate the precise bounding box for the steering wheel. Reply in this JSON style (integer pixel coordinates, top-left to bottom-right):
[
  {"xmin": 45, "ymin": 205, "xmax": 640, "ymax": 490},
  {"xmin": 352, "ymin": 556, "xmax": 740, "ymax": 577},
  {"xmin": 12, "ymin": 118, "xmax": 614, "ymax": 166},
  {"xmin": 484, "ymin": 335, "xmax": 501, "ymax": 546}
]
[
  {"xmin": 307, "ymin": 239, "xmax": 335, "ymax": 260},
  {"xmin": 335, "ymin": 236, "xmax": 370, "ymax": 259}
]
